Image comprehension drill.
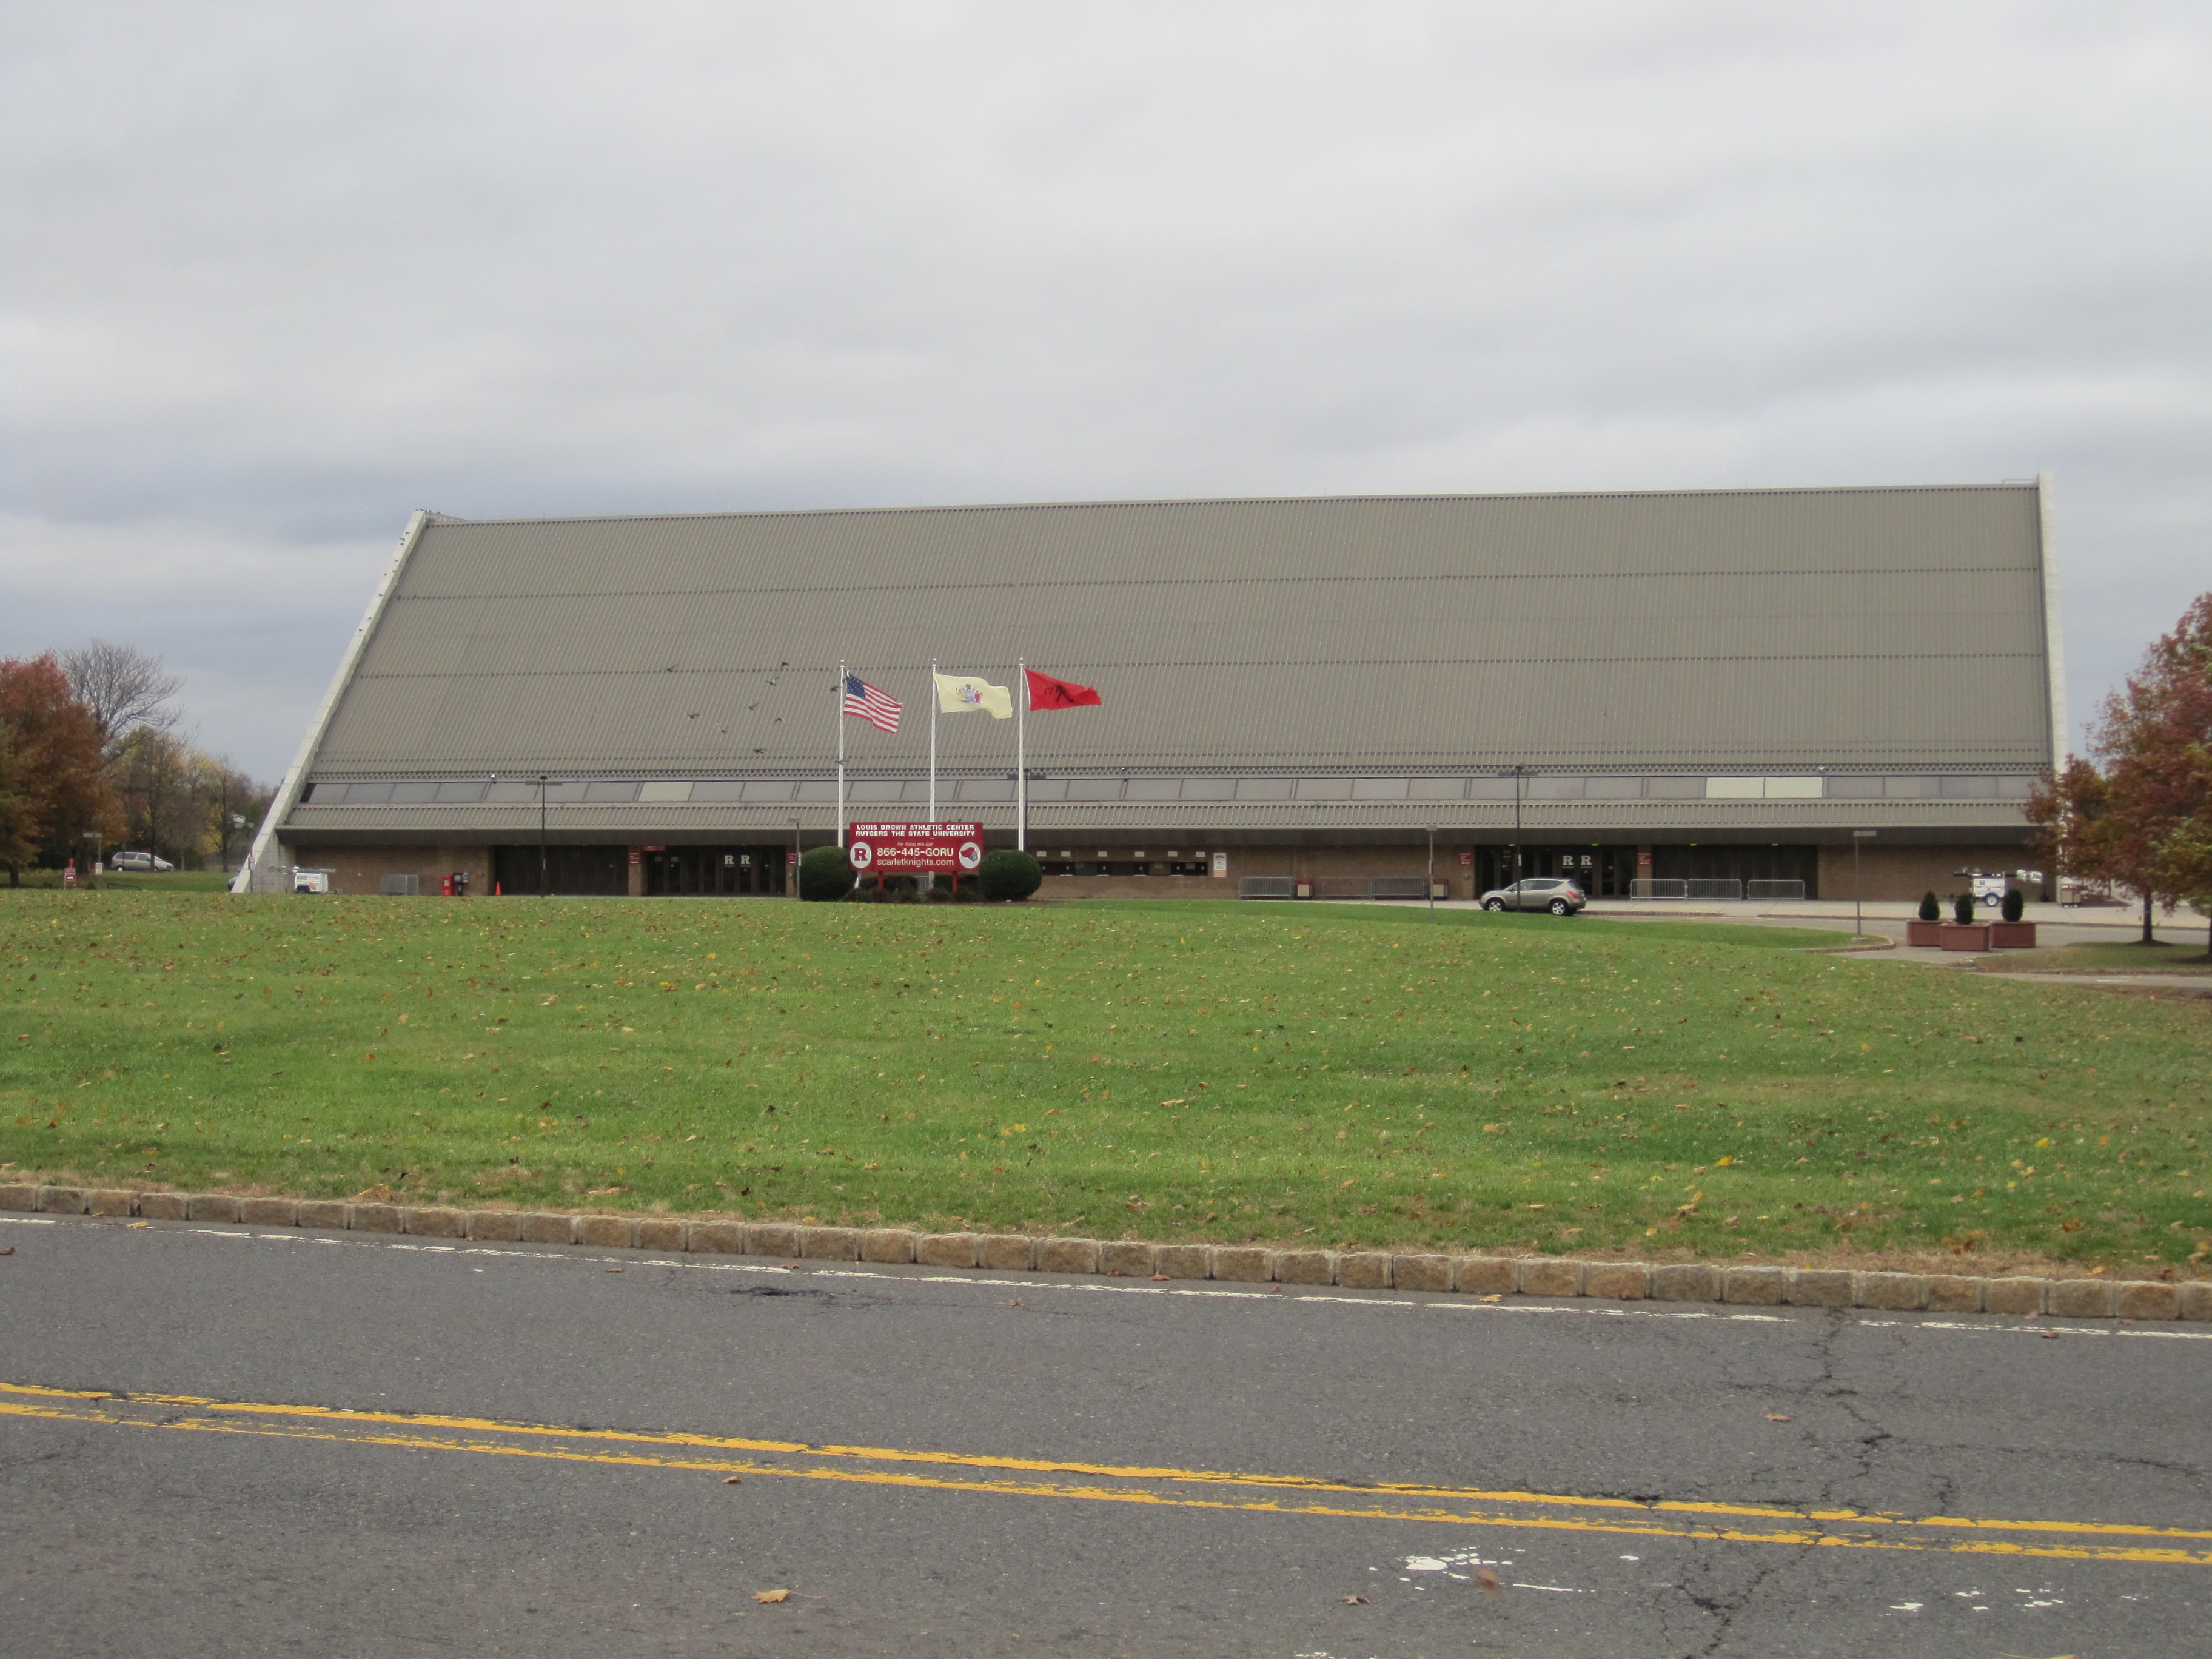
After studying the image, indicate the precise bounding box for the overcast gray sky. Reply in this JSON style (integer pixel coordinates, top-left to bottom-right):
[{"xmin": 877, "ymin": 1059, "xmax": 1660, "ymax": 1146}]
[{"xmin": 4, "ymin": 1, "xmax": 2207, "ymax": 780}]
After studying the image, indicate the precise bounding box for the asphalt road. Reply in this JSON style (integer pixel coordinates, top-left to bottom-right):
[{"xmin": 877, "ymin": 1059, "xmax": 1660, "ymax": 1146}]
[{"xmin": 2, "ymin": 1215, "xmax": 2205, "ymax": 1658}]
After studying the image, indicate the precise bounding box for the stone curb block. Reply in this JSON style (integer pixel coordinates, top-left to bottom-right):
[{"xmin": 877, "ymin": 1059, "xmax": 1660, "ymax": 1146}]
[
  {"xmin": 1984, "ymin": 1277, "xmax": 2047, "ymax": 1316},
  {"xmin": 1453, "ymin": 1256, "xmax": 1515, "ymax": 1295},
  {"xmin": 577, "ymin": 1215, "xmax": 633, "ymax": 1248},
  {"xmin": 1583, "ymin": 1262, "xmax": 1647, "ymax": 1301},
  {"xmin": 862, "ymin": 1228, "xmax": 918, "ymax": 1265},
  {"xmin": 747, "ymin": 1222, "xmax": 801, "ymax": 1259},
  {"xmin": 1336, "ymin": 1252, "xmax": 1391, "ymax": 1290},
  {"xmin": 1926, "ymin": 1275, "xmax": 1984, "ymax": 1313},
  {"xmin": 1210, "ymin": 1246, "xmax": 1272, "ymax": 1283},
  {"xmin": 517, "ymin": 1212, "xmax": 577, "ymax": 1245},
  {"xmin": 1519, "ymin": 1258, "xmax": 1583, "ymax": 1298},
  {"xmin": 687, "ymin": 1221, "xmax": 743, "ymax": 1255},
  {"xmin": 1854, "ymin": 1272, "xmax": 1929, "ymax": 1312},
  {"xmin": 635, "ymin": 1218, "xmax": 686, "ymax": 1253},
  {"xmin": 26, "ymin": 1190, "xmax": 2208, "ymax": 1323},
  {"xmin": 2045, "ymin": 1278, "xmax": 2117, "ymax": 1319},
  {"xmin": 2115, "ymin": 1281, "xmax": 2178, "ymax": 1321},
  {"xmin": 799, "ymin": 1226, "xmax": 860, "ymax": 1261},
  {"xmin": 1723, "ymin": 1266, "xmax": 1786, "ymax": 1305},
  {"xmin": 916, "ymin": 1232, "xmax": 979, "ymax": 1268},
  {"xmin": 1100, "ymin": 1241, "xmax": 1155, "ymax": 1277},
  {"xmin": 1652, "ymin": 1263, "xmax": 1720, "ymax": 1303},
  {"xmin": 1275, "ymin": 1250, "xmax": 1335, "ymax": 1285},
  {"xmin": 1037, "ymin": 1237, "xmax": 1101, "ymax": 1275},
  {"xmin": 1154, "ymin": 1243, "xmax": 1210, "ymax": 1279},
  {"xmin": 1788, "ymin": 1268, "xmax": 1854, "ymax": 1308},
  {"xmin": 1391, "ymin": 1254, "xmax": 1452, "ymax": 1294}
]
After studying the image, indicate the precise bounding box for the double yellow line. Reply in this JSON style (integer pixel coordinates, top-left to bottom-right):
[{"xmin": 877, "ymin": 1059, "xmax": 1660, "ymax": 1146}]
[{"xmin": 4, "ymin": 1381, "xmax": 2204, "ymax": 1565}]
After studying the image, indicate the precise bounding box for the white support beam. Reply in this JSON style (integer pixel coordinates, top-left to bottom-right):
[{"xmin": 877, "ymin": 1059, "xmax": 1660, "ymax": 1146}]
[{"xmin": 232, "ymin": 511, "xmax": 435, "ymax": 893}]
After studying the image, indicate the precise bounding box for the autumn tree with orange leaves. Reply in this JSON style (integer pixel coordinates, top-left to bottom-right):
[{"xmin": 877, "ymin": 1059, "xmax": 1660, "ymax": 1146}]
[
  {"xmin": 2031, "ymin": 593, "xmax": 2212, "ymax": 951},
  {"xmin": 0, "ymin": 655, "xmax": 122, "ymax": 883}
]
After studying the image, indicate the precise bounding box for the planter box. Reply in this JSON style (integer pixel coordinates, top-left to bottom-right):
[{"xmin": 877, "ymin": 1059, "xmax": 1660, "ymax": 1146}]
[
  {"xmin": 1986, "ymin": 920, "xmax": 2037, "ymax": 948},
  {"xmin": 1940, "ymin": 923, "xmax": 1991, "ymax": 951},
  {"xmin": 1905, "ymin": 919, "xmax": 1944, "ymax": 947}
]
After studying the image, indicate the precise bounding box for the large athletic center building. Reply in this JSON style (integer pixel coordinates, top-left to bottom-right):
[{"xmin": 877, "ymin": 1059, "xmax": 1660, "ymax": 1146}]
[{"xmin": 239, "ymin": 481, "xmax": 2066, "ymax": 903}]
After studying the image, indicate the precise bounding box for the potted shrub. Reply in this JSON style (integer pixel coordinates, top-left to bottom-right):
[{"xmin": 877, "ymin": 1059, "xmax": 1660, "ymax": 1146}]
[
  {"xmin": 1989, "ymin": 886, "xmax": 2037, "ymax": 948},
  {"xmin": 1940, "ymin": 890, "xmax": 1990, "ymax": 951},
  {"xmin": 1906, "ymin": 891, "xmax": 1944, "ymax": 947}
]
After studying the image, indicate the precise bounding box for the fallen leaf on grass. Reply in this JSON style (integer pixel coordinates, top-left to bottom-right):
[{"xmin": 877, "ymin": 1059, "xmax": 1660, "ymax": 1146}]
[
  {"xmin": 1476, "ymin": 1568, "xmax": 1501, "ymax": 1597},
  {"xmin": 753, "ymin": 1589, "xmax": 789, "ymax": 1604},
  {"xmin": 1342, "ymin": 1594, "xmax": 1369, "ymax": 1604}
]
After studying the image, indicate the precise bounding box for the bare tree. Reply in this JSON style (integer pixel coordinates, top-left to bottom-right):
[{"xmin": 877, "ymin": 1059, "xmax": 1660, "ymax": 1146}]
[{"xmin": 61, "ymin": 640, "xmax": 183, "ymax": 756}]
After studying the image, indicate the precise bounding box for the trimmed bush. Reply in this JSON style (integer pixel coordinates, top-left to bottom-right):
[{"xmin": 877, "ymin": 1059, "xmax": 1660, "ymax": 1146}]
[
  {"xmin": 1918, "ymin": 891, "xmax": 1941, "ymax": 922},
  {"xmin": 1952, "ymin": 891, "xmax": 1977, "ymax": 925},
  {"xmin": 977, "ymin": 849, "xmax": 1043, "ymax": 902},
  {"xmin": 797, "ymin": 844, "xmax": 855, "ymax": 902},
  {"xmin": 2002, "ymin": 887, "xmax": 2026, "ymax": 923}
]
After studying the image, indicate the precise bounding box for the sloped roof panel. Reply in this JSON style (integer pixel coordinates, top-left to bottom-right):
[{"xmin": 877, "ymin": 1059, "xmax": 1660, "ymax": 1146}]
[{"xmin": 306, "ymin": 484, "xmax": 2053, "ymax": 779}]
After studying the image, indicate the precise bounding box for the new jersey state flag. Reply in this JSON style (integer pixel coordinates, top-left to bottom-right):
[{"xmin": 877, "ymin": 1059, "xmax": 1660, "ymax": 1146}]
[{"xmin": 932, "ymin": 671, "xmax": 1013, "ymax": 719}]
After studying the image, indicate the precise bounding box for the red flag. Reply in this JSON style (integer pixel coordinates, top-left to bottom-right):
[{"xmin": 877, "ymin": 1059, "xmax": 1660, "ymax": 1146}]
[{"xmin": 1025, "ymin": 668, "xmax": 1101, "ymax": 711}]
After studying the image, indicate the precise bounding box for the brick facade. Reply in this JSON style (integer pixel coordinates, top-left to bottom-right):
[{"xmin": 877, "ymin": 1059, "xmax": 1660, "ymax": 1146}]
[{"xmin": 1814, "ymin": 842, "xmax": 2045, "ymax": 905}]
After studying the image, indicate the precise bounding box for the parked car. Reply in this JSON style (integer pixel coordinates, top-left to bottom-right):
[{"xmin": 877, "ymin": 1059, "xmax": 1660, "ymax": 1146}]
[
  {"xmin": 107, "ymin": 850, "xmax": 173, "ymax": 871},
  {"xmin": 1478, "ymin": 877, "xmax": 1586, "ymax": 915}
]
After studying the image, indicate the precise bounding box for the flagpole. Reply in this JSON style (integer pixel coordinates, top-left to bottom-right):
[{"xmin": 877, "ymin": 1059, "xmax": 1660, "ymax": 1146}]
[
  {"xmin": 928, "ymin": 657, "xmax": 938, "ymax": 825},
  {"xmin": 1017, "ymin": 657, "xmax": 1027, "ymax": 852},
  {"xmin": 836, "ymin": 659, "xmax": 846, "ymax": 848}
]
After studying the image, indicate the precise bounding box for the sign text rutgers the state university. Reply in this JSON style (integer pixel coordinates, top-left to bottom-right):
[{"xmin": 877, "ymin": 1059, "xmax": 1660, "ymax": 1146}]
[{"xmin": 846, "ymin": 822, "xmax": 984, "ymax": 875}]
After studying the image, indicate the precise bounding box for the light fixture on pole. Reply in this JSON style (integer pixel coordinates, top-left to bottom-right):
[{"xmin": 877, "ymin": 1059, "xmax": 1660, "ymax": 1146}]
[
  {"xmin": 1426, "ymin": 824, "xmax": 1436, "ymax": 916},
  {"xmin": 1852, "ymin": 830, "xmax": 1877, "ymax": 940},
  {"xmin": 788, "ymin": 816, "xmax": 801, "ymax": 898}
]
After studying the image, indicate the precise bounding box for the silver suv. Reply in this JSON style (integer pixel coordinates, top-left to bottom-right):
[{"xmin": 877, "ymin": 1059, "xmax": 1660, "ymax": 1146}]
[{"xmin": 1478, "ymin": 877, "xmax": 1586, "ymax": 915}]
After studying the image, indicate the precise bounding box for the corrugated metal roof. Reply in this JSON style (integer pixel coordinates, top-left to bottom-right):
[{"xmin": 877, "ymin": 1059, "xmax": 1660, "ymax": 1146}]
[{"xmin": 304, "ymin": 484, "xmax": 2054, "ymax": 782}]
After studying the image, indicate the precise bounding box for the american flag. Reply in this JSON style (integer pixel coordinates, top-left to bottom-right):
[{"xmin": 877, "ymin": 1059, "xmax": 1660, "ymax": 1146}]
[{"xmin": 842, "ymin": 674, "xmax": 902, "ymax": 734}]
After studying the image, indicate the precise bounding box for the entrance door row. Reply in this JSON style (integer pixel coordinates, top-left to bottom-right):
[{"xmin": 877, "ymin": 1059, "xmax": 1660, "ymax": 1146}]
[
  {"xmin": 643, "ymin": 845, "xmax": 788, "ymax": 896},
  {"xmin": 1469, "ymin": 845, "xmax": 1641, "ymax": 898},
  {"xmin": 489, "ymin": 845, "xmax": 789, "ymax": 896}
]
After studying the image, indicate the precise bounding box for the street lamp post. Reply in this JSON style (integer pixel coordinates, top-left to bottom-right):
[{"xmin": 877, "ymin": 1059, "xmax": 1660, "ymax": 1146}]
[
  {"xmin": 788, "ymin": 817, "xmax": 801, "ymax": 899},
  {"xmin": 82, "ymin": 831, "xmax": 102, "ymax": 893},
  {"xmin": 1426, "ymin": 823, "xmax": 1436, "ymax": 916},
  {"xmin": 1504, "ymin": 765, "xmax": 1530, "ymax": 889},
  {"xmin": 1852, "ymin": 830, "xmax": 1877, "ymax": 940},
  {"xmin": 537, "ymin": 776, "xmax": 554, "ymax": 897}
]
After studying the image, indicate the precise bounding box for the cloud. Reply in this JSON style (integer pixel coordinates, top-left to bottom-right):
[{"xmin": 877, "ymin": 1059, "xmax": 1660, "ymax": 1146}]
[{"xmin": 3, "ymin": 1, "xmax": 2208, "ymax": 774}]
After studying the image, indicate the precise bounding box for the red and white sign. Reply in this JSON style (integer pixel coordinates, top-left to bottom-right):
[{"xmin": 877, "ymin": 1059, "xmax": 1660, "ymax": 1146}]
[
  {"xmin": 1457, "ymin": 849, "xmax": 1473, "ymax": 868},
  {"xmin": 847, "ymin": 822, "xmax": 985, "ymax": 874}
]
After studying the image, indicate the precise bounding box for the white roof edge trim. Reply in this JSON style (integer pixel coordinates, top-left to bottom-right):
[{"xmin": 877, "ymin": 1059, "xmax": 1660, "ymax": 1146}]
[
  {"xmin": 2037, "ymin": 471, "xmax": 2069, "ymax": 772},
  {"xmin": 233, "ymin": 509, "xmax": 435, "ymax": 893},
  {"xmin": 420, "ymin": 480, "xmax": 2041, "ymax": 531}
]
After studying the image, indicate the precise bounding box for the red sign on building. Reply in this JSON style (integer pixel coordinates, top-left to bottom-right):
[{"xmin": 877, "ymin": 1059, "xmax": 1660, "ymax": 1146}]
[{"xmin": 847, "ymin": 822, "xmax": 985, "ymax": 875}]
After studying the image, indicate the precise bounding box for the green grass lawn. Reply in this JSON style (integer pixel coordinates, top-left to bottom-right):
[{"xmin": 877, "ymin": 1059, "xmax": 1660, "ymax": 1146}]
[
  {"xmin": 1992, "ymin": 940, "xmax": 2212, "ymax": 974},
  {"xmin": 4, "ymin": 891, "xmax": 2207, "ymax": 1273}
]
